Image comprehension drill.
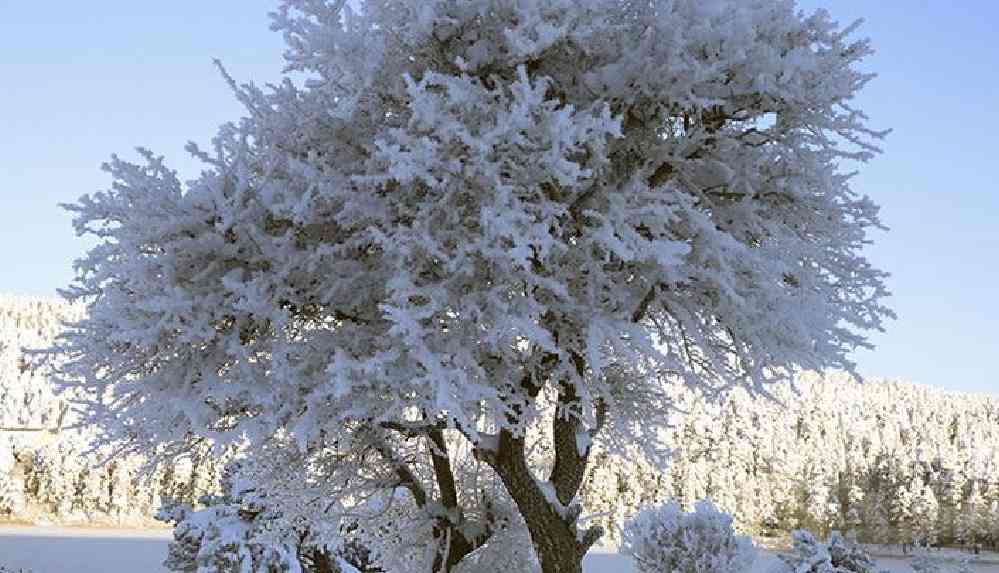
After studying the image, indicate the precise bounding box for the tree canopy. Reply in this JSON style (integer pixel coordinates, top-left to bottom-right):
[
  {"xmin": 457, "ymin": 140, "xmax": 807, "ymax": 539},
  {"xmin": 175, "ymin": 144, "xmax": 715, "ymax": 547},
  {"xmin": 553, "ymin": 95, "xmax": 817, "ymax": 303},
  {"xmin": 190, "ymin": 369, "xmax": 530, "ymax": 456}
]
[{"xmin": 53, "ymin": 1, "xmax": 891, "ymax": 571}]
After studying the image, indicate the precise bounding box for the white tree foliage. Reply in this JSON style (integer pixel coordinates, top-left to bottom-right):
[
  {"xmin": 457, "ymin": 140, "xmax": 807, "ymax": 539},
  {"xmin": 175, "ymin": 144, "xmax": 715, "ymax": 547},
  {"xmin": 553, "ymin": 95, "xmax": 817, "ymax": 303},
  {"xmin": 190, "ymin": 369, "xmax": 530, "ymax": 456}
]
[{"xmin": 50, "ymin": 1, "xmax": 890, "ymax": 571}]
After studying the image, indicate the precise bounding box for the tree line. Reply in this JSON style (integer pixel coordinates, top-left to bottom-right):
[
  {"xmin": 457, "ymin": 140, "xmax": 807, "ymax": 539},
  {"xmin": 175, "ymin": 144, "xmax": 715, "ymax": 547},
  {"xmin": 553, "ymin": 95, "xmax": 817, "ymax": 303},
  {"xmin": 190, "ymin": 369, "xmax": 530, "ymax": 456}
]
[{"xmin": 583, "ymin": 371, "xmax": 999, "ymax": 549}]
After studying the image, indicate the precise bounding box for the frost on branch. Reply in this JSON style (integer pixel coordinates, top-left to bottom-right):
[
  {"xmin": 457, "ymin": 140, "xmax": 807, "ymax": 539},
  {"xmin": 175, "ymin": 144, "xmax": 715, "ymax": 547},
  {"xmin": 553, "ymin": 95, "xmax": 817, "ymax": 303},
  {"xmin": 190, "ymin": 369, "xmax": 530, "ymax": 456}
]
[{"xmin": 50, "ymin": 0, "xmax": 890, "ymax": 570}]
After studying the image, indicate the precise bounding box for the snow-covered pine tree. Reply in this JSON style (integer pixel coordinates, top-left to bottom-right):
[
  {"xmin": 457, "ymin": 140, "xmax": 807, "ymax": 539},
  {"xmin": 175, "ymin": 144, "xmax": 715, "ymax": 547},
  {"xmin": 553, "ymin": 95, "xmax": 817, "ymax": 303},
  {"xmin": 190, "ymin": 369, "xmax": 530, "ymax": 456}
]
[
  {"xmin": 0, "ymin": 295, "xmax": 81, "ymax": 434},
  {"xmin": 842, "ymin": 484, "xmax": 865, "ymax": 535},
  {"xmin": 938, "ymin": 469, "xmax": 966, "ymax": 544},
  {"xmin": 956, "ymin": 481, "xmax": 988, "ymax": 547},
  {"xmin": 51, "ymin": 1, "xmax": 890, "ymax": 571},
  {"xmin": 988, "ymin": 501, "xmax": 999, "ymax": 549},
  {"xmin": 568, "ymin": 371, "xmax": 999, "ymax": 548},
  {"xmin": 906, "ymin": 479, "xmax": 940, "ymax": 546}
]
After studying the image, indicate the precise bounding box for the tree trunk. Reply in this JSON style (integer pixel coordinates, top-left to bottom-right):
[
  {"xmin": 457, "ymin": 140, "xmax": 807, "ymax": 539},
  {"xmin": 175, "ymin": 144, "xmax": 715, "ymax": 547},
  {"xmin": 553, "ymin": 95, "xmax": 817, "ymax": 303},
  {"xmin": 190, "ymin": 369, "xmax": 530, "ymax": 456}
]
[
  {"xmin": 431, "ymin": 522, "xmax": 478, "ymax": 573},
  {"xmin": 487, "ymin": 430, "xmax": 598, "ymax": 573},
  {"xmin": 427, "ymin": 427, "xmax": 483, "ymax": 573},
  {"xmin": 307, "ymin": 549, "xmax": 341, "ymax": 573}
]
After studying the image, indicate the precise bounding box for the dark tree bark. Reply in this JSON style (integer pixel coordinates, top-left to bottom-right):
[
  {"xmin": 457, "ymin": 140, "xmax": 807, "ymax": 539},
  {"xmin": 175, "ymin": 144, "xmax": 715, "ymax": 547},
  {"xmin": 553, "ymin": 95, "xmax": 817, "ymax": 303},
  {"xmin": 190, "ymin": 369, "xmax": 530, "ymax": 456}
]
[
  {"xmin": 307, "ymin": 549, "xmax": 341, "ymax": 573},
  {"xmin": 479, "ymin": 361, "xmax": 604, "ymax": 573},
  {"xmin": 379, "ymin": 349, "xmax": 608, "ymax": 573},
  {"xmin": 376, "ymin": 422, "xmax": 491, "ymax": 573},
  {"xmin": 484, "ymin": 428, "xmax": 601, "ymax": 573},
  {"xmin": 428, "ymin": 427, "xmax": 482, "ymax": 572}
]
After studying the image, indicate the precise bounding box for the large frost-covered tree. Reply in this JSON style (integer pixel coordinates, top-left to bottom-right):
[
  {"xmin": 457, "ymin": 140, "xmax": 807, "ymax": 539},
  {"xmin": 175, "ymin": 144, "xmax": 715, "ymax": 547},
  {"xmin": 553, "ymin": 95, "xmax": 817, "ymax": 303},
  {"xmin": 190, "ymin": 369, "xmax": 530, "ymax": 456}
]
[{"xmin": 52, "ymin": 1, "xmax": 891, "ymax": 571}]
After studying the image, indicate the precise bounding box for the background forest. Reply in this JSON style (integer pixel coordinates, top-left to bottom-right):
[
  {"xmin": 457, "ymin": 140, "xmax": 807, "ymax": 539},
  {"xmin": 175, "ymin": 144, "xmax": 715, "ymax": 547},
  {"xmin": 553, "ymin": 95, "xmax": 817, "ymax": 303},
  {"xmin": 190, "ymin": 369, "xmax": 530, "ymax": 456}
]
[{"xmin": 2, "ymin": 294, "xmax": 997, "ymax": 550}]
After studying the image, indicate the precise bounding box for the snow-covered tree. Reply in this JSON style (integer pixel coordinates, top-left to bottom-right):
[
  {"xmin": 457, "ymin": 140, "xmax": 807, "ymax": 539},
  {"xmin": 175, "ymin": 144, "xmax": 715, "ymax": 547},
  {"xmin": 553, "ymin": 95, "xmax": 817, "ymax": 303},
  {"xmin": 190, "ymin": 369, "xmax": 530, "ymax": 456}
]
[
  {"xmin": 956, "ymin": 481, "xmax": 989, "ymax": 546},
  {"xmin": 51, "ymin": 1, "xmax": 890, "ymax": 571},
  {"xmin": 938, "ymin": 470, "xmax": 966, "ymax": 544},
  {"xmin": 904, "ymin": 480, "xmax": 939, "ymax": 546},
  {"xmin": 621, "ymin": 499, "xmax": 754, "ymax": 573},
  {"xmin": 1, "ymin": 294, "xmax": 222, "ymax": 525},
  {"xmin": 0, "ymin": 296, "xmax": 175, "ymax": 524},
  {"xmin": 0, "ymin": 437, "xmax": 26, "ymax": 516},
  {"xmin": 0, "ymin": 295, "xmax": 81, "ymax": 434},
  {"xmin": 842, "ymin": 484, "xmax": 865, "ymax": 535},
  {"xmin": 579, "ymin": 372, "xmax": 999, "ymax": 548}
]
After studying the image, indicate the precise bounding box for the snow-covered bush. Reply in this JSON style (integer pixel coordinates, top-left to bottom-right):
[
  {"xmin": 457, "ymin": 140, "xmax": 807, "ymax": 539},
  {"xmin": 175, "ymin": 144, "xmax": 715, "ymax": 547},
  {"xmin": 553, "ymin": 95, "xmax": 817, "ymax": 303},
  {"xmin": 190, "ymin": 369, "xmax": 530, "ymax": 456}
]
[
  {"xmin": 158, "ymin": 460, "xmax": 365, "ymax": 573},
  {"xmin": 621, "ymin": 499, "xmax": 754, "ymax": 573},
  {"xmin": 910, "ymin": 545, "xmax": 975, "ymax": 573},
  {"xmin": 0, "ymin": 476, "xmax": 25, "ymax": 517},
  {"xmin": 778, "ymin": 530, "xmax": 884, "ymax": 573},
  {"xmin": 160, "ymin": 500, "xmax": 362, "ymax": 573},
  {"xmin": 0, "ymin": 444, "xmax": 26, "ymax": 516},
  {"xmin": 159, "ymin": 433, "xmax": 542, "ymax": 573},
  {"xmin": 0, "ymin": 566, "xmax": 32, "ymax": 573},
  {"xmin": 451, "ymin": 534, "xmax": 540, "ymax": 573}
]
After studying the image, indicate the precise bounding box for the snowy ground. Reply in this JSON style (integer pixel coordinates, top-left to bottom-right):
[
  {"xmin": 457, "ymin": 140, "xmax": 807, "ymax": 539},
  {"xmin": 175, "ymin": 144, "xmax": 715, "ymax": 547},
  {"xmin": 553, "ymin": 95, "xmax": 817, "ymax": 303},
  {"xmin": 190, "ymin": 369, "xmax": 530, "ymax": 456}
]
[
  {"xmin": 1, "ymin": 527, "xmax": 998, "ymax": 573},
  {"xmin": 0, "ymin": 526, "xmax": 173, "ymax": 573}
]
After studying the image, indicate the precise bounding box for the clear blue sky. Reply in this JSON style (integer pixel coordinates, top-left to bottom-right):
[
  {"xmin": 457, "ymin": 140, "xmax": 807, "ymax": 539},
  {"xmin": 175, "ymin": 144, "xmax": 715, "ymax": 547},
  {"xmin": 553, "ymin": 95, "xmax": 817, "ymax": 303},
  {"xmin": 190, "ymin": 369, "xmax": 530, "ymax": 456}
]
[{"xmin": 1, "ymin": 2, "xmax": 995, "ymax": 394}]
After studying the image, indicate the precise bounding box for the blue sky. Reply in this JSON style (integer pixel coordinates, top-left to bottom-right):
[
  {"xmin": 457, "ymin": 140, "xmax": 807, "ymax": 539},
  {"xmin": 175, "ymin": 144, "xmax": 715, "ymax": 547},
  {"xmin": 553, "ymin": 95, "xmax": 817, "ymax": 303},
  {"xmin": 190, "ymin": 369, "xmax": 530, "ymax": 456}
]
[{"xmin": 0, "ymin": 2, "xmax": 995, "ymax": 394}]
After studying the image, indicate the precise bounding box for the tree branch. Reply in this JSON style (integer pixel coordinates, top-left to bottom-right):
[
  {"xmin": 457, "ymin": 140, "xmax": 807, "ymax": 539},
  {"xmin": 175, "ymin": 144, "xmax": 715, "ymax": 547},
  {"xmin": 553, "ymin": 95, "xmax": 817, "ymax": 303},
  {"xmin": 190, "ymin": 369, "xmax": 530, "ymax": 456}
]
[
  {"xmin": 549, "ymin": 354, "xmax": 592, "ymax": 506},
  {"xmin": 632, "ymin": 285, "xmax": 659, "ymax": 323},
  {"xmin": 370, "ymin": 434, "xmax": 428, "ymax": 508},
  {"xmin": 380, "ymin": 419, "xmax": 446, "ymax": 438},
  {"xmin": 648, "ymin": 161, "xmax": 675, "ymax": 189},
  {"xmin": 427, "ymin": 428, "xmax": 459, "ymax": 512}
]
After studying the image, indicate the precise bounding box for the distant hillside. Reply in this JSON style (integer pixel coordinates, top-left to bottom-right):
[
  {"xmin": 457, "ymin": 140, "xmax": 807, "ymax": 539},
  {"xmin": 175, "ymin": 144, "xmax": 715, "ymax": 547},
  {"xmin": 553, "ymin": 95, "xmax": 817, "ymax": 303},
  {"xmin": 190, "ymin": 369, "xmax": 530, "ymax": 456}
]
[
  {"xmin": 0, "ymin": 295, "xmax": 214, "ymax": 525},
  {"xmin": 583, "ymin": 371, "xmax": 999, "ymax": 547},
  {"xmin": 0, "ymin": 295, "xmax": 82, "ymax": 431}
]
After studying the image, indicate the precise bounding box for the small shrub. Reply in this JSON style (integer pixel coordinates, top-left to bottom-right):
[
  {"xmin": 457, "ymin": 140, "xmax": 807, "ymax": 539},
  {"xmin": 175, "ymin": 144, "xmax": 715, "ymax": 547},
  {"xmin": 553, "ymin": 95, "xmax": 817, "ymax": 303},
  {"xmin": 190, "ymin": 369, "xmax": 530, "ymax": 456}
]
[
  {"xmin": 622, "ymin": 499, "xmax": 755, "ymax": 573},
  {"xmin": 779, "ymin": 530, "xmax": 884, "ymax": 573},
  {"xmin": 911, "ymin": 544, "xmax": 975, "ymax": 573},
  {"xmin": 157, "ymin": 460, "xmax": 369, "ymax": 573}
]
